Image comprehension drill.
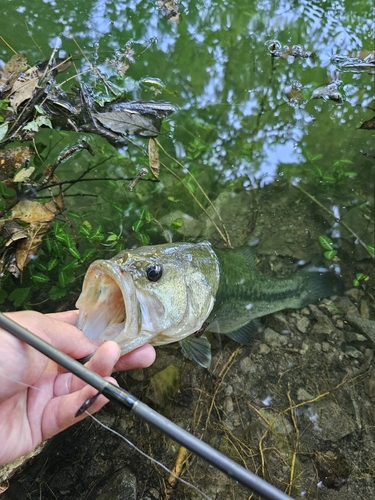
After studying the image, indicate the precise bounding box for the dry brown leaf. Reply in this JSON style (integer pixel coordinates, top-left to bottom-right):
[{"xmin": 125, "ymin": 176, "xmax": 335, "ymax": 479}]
[
  {"xmin": 15, "ymin": 222, "xmax": 50, "ymax": 271},
  {"xmin": 0, "ymin": 480, "xmax": 9, "ymax": 494},
  {"xmin": 9, "ymin": 76, "xmax": 39, "ymax": 111},
  {"xmin": 158, "ymin": 0, "xmax": 180, "ymax": 23},
  {"xmin": 10, "ymin": 200, "xmax": 56, "ymax": 223},
  {"xmin": 148, "ymin": 138, "xmax": 160, "ymax": 179},
  {"xmin": 8, "ymin": 64, "xmax": 42, "ymax": 111},
  {"xmin": 0, "ymin": 146, "xmax": 33, "ymax": 181},
  {"xmin": 0, "ymin": 220, "xmax": 28, "ymax": 247},
  {"xmin": 359, "ymin": 116, "xmax": 375, "ymax": 130},
  {"xmin": 0, "ymin": 53, "xmax": 28, "ymax": 94},
  {"xmin": 45, "ymin": 190, "xmax": 64, "ymax": 212}
]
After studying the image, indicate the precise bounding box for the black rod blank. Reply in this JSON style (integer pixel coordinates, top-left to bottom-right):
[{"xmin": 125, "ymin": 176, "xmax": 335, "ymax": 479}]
[{"xmin": 0, "ymin": 313, "xmax": 293, "ymax": 500}]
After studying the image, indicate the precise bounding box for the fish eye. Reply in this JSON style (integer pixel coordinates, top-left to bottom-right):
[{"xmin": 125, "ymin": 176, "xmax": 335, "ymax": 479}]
[{"xmin": 145, "ymin": 263, "xmax": 163, "ymax": 282}]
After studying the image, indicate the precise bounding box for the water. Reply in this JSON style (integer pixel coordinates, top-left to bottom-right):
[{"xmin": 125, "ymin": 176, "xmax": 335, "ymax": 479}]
[{"xmin": 0, "ymin": 1, "xmax": 374, "ymax": 498}]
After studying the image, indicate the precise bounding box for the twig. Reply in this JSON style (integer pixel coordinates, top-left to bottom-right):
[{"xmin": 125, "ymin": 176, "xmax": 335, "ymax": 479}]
[
  {"xmin": 286, "ymin": 386, "xmax": 299, "ymax": 496},
  {"xmin": 165, "ymin": 446, "xmax": 190, "ymax": 499},
  {"xmin": 155, "ymin": 139, "xmax": 232, "ymax": 247}
]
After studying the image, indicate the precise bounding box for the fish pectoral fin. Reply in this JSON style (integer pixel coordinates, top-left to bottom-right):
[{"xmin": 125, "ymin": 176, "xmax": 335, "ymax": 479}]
[
  {"xmin": 224, "ymin": 319, "xmax": 262, "ymax": 345},
  {"xmin": 179, "ymin": 335, "xmax": 212, "ymax": 368}
]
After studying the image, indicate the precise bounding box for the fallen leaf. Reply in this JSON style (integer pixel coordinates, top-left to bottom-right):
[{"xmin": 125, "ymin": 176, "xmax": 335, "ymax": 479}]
[
  {"xmin": 0, "ymin": 146, "xmax": 33, "ymax": 181},
  {"xmin": 13, "ymin": 166, "xmax": 35, "ymax": 183},
  {"xmin": 15, "ymin": 222, "xmax": 50, "ymax": 271},
  {"xmin": 8, "ymin": 64, "xmax": 42, "ymax": 111},
  {"xmin": 9, "ymin": 77, "xmax": 39, "ymax": 112},
  {"xmin": 93, "ymin": 109, "xmax": 160, "ymax": 137},
  {"xmin": 10, "ymin": 200, "xmax": 56, "ymax": 223},
  {"xmin": 359, "ymin": 116, "xmax": 375, "ymax": 130},
  {"xmin": 148, "ymin": 138, "xmax": 160, "ymax": 178},
  {"xmin": 0, "ymin": 122, "xmax": 8, "ymax": 143},
  {"xmin": 157, "ymin": 0, "xmax": 181, "ymax": 23},
  {"xmin": 45, "ymin": 190, "xmax": 64, "ymax": 211},
  {"xmin": 0, "ymin": 220, "xmax": 28, "ymax": 247},
  {"xmin": 0, "ymin": 53, "xmax": 28, "ymax": 94}
]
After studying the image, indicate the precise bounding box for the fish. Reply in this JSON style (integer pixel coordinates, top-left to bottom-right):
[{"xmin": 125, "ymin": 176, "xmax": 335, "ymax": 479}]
[{"xmin": 76, "ymin": 241, "xmax": 343, "ymax": 367}]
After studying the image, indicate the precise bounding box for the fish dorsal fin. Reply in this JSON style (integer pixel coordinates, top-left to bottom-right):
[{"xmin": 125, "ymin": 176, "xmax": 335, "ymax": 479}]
[
  {"xmin": 224, "ymin": 319, "xmax": 261, "ymax": 345},
  {"xmin": 234, "ymin": 246, "xmax": 256, "ymax": 267},
  {"xmin": 179, "ymin": 335, "xmax": 212, "ymax": 368}
]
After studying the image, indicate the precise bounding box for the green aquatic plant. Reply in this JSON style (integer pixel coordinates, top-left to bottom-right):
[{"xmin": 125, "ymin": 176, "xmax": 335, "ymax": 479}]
[
  {"xmin": 318, "ymin": 234, "xmax": 338, "ymax": 260},
  {"xmin": 353, "ymin": 273, "xmax": 370, "ymax": 288}
]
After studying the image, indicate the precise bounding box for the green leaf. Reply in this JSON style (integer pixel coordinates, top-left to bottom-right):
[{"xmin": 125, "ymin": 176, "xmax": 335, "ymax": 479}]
[
  {"xmin": 58, "ymin": 271, "xmax": 75, "ymax": 287},
  {"xmin": 83, "ymin": 248, "xmax": 96, "ymax": 262},
  {"xmin": 142, "ymin": 209, "xmax": 153, "ymax": 222},
  {"xmin": 170, "ymin": 218, "xmax": 182, "ymax": 230},
  {"xmin": 0, "ymin": 100, "xmax": 9, "ymax": 110},
  {"xmin": 55, "ymin": 232, "xmax": 76, "ymax": 248},
  {"xmin": 49, "ymin": 285, "xmax": 67, "ymax": 300},
  {"xmin": 332, "ymin": 159, "xmax": 353, "ymax": 167},
  {"xmin": 32, "ymin": 271, "xmax": 49, "ymax": 283},
  {"xmin": 319, "ymin": 235, "xmax": 334, "ymax": 251},
  {"xmin": 90, "ymin": 226, "xmax": 104, "ymax": 242},
  {"xmin": 367, "ymin": 245, "xmax": 375, "ymax": 255},
  {"xmin": 0, "ymin": 289, "xmax": 8, "ymax": 304},
  {"xmin": 308, "ymin": 153, "xmax": 323, "ymax": 162},
  {"xmin": 61, "ymin": 260, "xmax": 79, "ymax": 272},
  {"xmin": 23, "ymin": 115, "xmax": 53, "ymax": 131},
  {"xmin": 79, "ymin": 221, "xmax": 92, "ymax": 237},
  {"xmin": 106, "ymin": 233, "xmax": 119, "ymax": 242},
  {"xmin": 324, "ymin": 250, "xmax": 337, "ymax": 259},
  {"xmin": 65, "ymin": 211, "xmax": 82, "ymax": 219},
  {"xmin": 138, "ymin": 233, "xmax": 150, "ymax": 245},
  {"xmin": 47, "ymin": 258, "xmax": 59, "ymax": 271},
  {"xmin": 133, "ymin": 219, "xmax": 144, "ymax": 232},
  {"xmin": 0, "ymin": 182, "xmax": 16, "ymax": 198},
  {"xmin": 68, "ymin": 246, "xmax": 81, "ymax": 259},
  {"xmin": 353, "ymin": 279, "xmax": 360, "ymax": 287},
  {"xmin": 8, "ymin": 287, "xmax": 30, "ymax": 307}
]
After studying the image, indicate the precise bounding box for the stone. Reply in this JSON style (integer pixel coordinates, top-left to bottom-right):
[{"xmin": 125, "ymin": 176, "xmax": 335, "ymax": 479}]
[
  {"xmin": 147, "ymin": 365, "xmax": 180, "ymax": 408},
  {"xmin": 310, "ymin": 311, "xmax": 335, "ymax": 340},
  {"xmin": 95, "ymin": 469, "xmax": 137, "ymax": 500},
  {"xmin": 344, "ymin": 346, "xmax": 364, "ymax": 360},
  {"xmin": 258, "ymin": 343, "xmax": 271, "ymax": 355},
  {"xmin": 316, "ymin": 400, "xmax": 356, "ymax": 441},
  {"xmin": 296, "ymin": 315, "xmax": 310, "ymax": 333},
  {"xmin": 297, "ymin": 388, "xmax": 314, "ymax": 401},
  {"xmin": 264, "ymin": 327, "xmax": 288, "ymax": 347}
]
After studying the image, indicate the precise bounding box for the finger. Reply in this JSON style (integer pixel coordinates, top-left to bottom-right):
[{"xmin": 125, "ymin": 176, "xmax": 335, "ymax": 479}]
[
  {"xmin": 46, "ymin": 310, "xmax": 79, "ymax": 325},
  {"xmin": 54, "ymin": 341, "xmax": 120, "ymax": 396},
  {"xmin": 5, "ymin": 311, "xmax": 102, "ymax": 360},
  {"xmin": 42, "ymin": 377, "xmax": 117, "ymax": 440},
  {"xmin": 114, "ymin": 344, "xmax": 156, "ymax": 371}
]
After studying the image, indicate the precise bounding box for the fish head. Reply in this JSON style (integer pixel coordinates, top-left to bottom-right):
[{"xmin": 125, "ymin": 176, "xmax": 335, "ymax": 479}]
[{"xmin": 76, "ymin": 241, "xmax": 220, "ymax": 354}]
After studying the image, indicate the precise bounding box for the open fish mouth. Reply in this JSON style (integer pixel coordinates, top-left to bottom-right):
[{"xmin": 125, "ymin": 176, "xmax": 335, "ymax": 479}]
[{"xmin": 76, "ymin": 260, "xmax": 141, "ymax": 348}]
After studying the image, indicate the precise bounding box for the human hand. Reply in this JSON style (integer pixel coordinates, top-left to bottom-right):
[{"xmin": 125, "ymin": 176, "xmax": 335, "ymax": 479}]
[{"xmin": 0, "ymin": 310, "xmax": 155, "ymax": 466}]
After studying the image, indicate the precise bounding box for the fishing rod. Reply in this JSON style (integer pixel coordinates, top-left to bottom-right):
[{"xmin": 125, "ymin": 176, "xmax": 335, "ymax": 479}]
[{"xmin": 0, "ymin": 313, "xmax": 293, "ymax": 500}]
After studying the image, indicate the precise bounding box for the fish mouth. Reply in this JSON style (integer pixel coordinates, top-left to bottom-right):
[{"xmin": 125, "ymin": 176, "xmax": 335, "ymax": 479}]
[{"xmin": 76, "ymin": 260, "xmax": 140, "ymax": 347}]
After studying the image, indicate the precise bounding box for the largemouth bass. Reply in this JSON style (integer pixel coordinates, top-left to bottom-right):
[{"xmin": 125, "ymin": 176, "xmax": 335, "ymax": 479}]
[{"xmin": 76, "ymin": 241, "xmax": 342, "ymax": 367}]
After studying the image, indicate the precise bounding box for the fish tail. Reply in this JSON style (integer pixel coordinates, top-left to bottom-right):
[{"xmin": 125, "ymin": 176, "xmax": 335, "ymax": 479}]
[{"xmin": 297, "ymin": 269, "xmax": 344, "ymax": 308}]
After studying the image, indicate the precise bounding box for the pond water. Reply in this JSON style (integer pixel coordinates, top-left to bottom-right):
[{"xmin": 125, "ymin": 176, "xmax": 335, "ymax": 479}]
[{"xmin": 0, "ymin": 1, "xmax": 375, "ymax": 499}]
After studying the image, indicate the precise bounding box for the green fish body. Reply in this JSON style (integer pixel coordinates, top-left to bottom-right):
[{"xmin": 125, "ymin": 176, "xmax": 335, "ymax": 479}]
[{"xmin": 76, "ymin": 241, "xmax": 342, "ymax": 367}]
